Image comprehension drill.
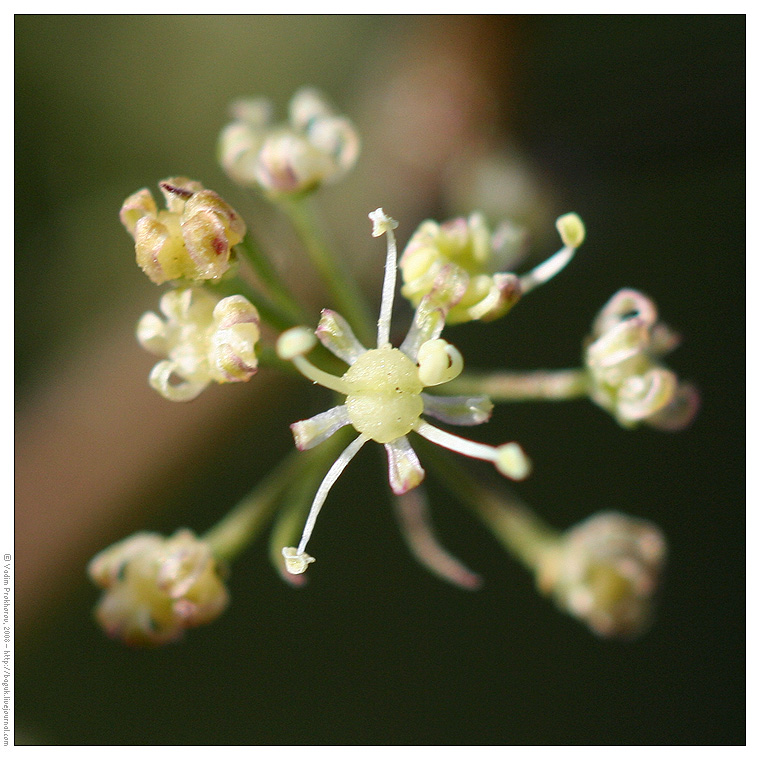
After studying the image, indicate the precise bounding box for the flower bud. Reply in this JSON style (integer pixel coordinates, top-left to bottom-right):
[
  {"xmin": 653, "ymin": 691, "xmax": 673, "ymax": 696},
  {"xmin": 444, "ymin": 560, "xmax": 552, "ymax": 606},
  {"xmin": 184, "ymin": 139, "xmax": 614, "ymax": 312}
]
[
  {"xmin": 218, "ymin": 87, "xmax": 359, "ymax": 195},
  {"xmin": 537, "ymin": 512, "xmax": 667, "ymax": 639},
  {"xmin": 417, "ymin": 338, "xmax": 464, "ymax": 386},
  {"xmin": 120, "ymin": 178, "xmax": 245, "ymax": 285},
  {"xmin": 399, "ymin": 213, "xmax": 524, "ymax": 324},
  {"xmin": 88, "ymin": 529, "xmax": 229, "ymax": 647},
  {"xmin": 137, "ymin": 287, "xmax": 259, "ymax": 401},
  {"xmin": 584, "ymin": 289, "xmax": 698, "ymax": 430},
  {"xmin": 276, "ymin": 326, "xmax": 317, "ymax": 360}
]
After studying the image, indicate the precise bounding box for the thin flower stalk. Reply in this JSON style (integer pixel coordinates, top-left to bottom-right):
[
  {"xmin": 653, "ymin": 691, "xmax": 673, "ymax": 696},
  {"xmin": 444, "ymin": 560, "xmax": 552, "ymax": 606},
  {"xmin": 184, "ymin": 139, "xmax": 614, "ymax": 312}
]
[
  {"xmin": 444, "ymin": 368, "xmax": 590, "ymax": 402},
  {"xmin": 234, "ymin": 232, "xmax": 311, "ymax": 325},
  {"xmin": 278, "ymin": 195, "xmax": 376, "ymax": 346},
  {"xmin": 203, "ymin": 450, "xmax": 306, "ymax": 563},
  {"xmin": 421, "ymin": 441, "xmax": 560, "ymax": 572}
]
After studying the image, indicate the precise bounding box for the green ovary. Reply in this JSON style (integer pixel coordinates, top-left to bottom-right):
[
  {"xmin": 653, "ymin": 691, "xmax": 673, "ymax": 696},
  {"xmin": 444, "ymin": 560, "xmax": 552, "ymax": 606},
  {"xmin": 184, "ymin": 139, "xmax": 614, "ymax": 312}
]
[{"xmin": 343, "ymin": 347, "xmax": 424, "ymax": 444}]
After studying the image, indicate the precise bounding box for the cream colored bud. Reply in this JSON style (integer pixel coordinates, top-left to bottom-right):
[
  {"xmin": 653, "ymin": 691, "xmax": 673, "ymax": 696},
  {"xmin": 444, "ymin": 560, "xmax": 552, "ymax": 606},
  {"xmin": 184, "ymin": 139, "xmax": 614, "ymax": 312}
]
[
  {"xmin": 218, "ymin": 88, "xmax": 360, "ymax": 194},
  {"xmin": 277, "ymin": 326, "xmax": 317, "ymax": 360},
  {"xmin": 400, "ymin": 213, "xmax": 527, "ymax": 324},
  {"xmin": 417, "ymin": 339, "xmax": 464, "ymax": 386},
  {"xmin": 555, "ymin": 213, "xmax": 586, "ymax": 248},
  {"xmin": 584, "ymin": 289, "xmax": 696, "ymax": 430}
]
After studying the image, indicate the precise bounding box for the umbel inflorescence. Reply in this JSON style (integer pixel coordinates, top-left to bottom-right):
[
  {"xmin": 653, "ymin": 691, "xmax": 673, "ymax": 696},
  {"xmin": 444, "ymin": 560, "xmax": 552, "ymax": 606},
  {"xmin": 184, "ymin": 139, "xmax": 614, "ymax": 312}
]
[{"xmin": 89, "ymin": 87, "xmax": 698, "ymax": 647}]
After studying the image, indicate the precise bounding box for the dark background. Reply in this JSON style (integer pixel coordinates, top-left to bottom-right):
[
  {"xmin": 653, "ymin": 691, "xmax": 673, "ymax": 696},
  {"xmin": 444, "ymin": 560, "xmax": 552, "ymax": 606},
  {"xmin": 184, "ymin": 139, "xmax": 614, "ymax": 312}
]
[{"xmin": 15, "ymin": 16, "xmax": 744, "ymax": 745}]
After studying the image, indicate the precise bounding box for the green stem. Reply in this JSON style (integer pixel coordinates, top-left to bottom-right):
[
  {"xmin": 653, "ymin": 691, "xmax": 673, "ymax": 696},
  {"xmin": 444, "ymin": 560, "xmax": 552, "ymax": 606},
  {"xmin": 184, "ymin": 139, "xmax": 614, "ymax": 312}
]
[
  {"xmin": 419, "ymin": 442, "xmax": 560, "ymax": 572},
  {"xmin": 203, "ymin": 450, "xmax": 305, "ymax": 563},
  {"xmin": 444, "ymin": 368, "xmax": 590, "ymax": 403},
  {"xmin": 277, "ymin": 195, "xmax": 376, "ymax": 345},
  {"xmin": 235, "ymin": 233, "xmax": 311, "ymax": 324}
]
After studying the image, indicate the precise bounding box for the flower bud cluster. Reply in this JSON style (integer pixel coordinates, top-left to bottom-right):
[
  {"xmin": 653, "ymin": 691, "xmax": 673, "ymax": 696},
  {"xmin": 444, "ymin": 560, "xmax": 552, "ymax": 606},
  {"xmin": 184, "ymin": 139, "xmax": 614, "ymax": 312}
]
[
  {"xmin": 537, "ymin": 511, "xmax": 667, "ymax": 639},
  {"xmin": 218, "ymin": 87, "xmax": 360, "ymax": 195},
  {"xmin": 88, "ymin": 529, "xmax": 229, "ymax": 647},
  {"xmin": 399, "ymin": 213, "xmax": 525, "ymax": 324},
  {"xmin": 120, "ymin": 177, "xmax": 245, "ymax": 285},
  {"xmin": 584, "ymin": 289, "xmax": 699, "ymax": 430},
  {"xmin": 137, "ymin": 286, "xmax": 260, "ymax": 401}
]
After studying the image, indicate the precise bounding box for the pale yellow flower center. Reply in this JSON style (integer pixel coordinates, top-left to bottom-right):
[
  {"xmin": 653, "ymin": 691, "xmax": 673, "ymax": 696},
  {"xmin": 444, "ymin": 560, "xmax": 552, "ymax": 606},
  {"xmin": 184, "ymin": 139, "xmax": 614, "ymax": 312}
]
[{"xmin": 343, "ymin": 347, "xmax": 423, "ymax": 444}]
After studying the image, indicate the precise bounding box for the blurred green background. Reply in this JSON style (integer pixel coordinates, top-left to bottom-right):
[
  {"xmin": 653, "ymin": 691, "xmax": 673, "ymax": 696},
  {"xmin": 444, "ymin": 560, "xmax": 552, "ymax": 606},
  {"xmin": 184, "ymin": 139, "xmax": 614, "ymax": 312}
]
[{"xmin": 15, "ymin": 15, "xmax": 744, "ymax": 745}]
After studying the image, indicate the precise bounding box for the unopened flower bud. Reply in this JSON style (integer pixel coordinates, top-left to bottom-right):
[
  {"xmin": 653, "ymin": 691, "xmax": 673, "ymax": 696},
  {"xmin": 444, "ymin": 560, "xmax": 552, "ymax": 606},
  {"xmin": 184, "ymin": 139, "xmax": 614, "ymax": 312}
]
[
  {"xmin": 218, "ymin": 87, "xmax": 359, "ymax": 195},
  {"xmin": 88, "ymin": 529, "xmax": 229, "ymax": 647},
  {"xmin": 120, "ymin": 178, "xmax": 245, "ymax": 285},
  {"xmin": 137, "ymin": 287, "xmax": 259, "ymax": 402},
  {"xmin": 537, "ymin": 512, "xmax": 667, "ymax": 639}
]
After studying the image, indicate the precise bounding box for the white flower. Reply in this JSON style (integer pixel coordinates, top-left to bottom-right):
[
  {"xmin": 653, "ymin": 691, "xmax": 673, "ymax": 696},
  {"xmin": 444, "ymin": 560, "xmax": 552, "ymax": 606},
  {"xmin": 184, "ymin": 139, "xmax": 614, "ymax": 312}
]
[
  {"xmin": 276, "ymin": 209, "xmax": 532, "ymax": 574},
  {"xmin": 137, "ymin": 286, "xmax": 260, "ymax": 402}
]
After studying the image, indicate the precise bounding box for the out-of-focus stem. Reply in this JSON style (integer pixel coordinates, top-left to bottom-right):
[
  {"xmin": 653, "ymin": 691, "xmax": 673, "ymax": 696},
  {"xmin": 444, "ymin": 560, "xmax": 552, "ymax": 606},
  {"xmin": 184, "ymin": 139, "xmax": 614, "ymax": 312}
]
[
  {"xmin": 235, "ymin": 233, "xmax": 311, "ymax": 325},
  {"xmin": 445, "ymin": 369, "xmax": 590, "ymax": 403},
  {"xmin": 419, "ymin": 442, "xmax": 560, "ymax": 572},
  {"xmin": 278, "ymin": 195, "xmax": 376, "ymax": 346},
  {"xmin": 204, "ymin": 450, "xmax": 305, "ymax": 563}
]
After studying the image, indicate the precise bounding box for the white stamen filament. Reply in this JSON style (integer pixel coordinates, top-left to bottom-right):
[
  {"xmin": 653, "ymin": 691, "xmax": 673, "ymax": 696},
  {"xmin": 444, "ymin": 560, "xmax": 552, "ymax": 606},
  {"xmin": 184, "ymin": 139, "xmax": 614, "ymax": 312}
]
[
  {"xmin": 296, "ymin": 434, "xmax": 369, "ymax": 555},
  {"xmin": 371, "ymin": 209, "xmax": 400, "ymax": 349},
  {"xmin": 519, "ymin": 244, "xmax": 576, "ymax": 295},
  {"xmin": 413, "ymin": 419, "xmax": 500, "ymax": 462},
  {"xmin": 292, "ymin": 355, "xmax": 350, "ymax": 395}
]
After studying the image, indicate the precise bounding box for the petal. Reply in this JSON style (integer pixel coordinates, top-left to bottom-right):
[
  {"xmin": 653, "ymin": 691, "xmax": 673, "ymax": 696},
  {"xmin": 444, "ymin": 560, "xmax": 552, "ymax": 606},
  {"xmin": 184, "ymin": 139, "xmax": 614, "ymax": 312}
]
[
  {"xmin": 646, "ymin": 382, "xmax": 700, "ymax": 431},
  {"xmin": 593, "ymin": 289, "xmax": 658, "ymax": 337},
  {"xmin": 384, "ymin": 436, "xmax": 425, "ymax": 495},
  {"xmin": 616, "ymin": 368, "xmax": 678, "ymax": 422},
  {"xmin": 421, "ymin": 393, "xmax": 493, "ymax": 426},
  {"xmin": 148, "ymin": 360, "xmax": 209, "ymax": 402},
  {"xmin": 136, "ymin": 311, "xmax": 168, "ymax": 356},
  {"xmin": 120, "ymin": 188, "xmax": 156, "ymax": 236},
  {"xmin": 316, "ymin": 309, "xmax": 366, "ymax": 364},
  {"xmin": 290, "ymin": 405, "xmax": 351, "ymax": 451}
]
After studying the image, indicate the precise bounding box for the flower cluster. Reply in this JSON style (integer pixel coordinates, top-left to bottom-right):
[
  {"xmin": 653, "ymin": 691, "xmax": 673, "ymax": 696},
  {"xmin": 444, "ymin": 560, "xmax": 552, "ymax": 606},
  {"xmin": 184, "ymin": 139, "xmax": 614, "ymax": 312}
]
[
  {"xmin": 276, "ymin": 209, "xmax": 532, "ymax": 574},
  {"xmin": 400, "ymin": 211, "xmax": 585, "ymax": 324},
  {"xmin": 88, "ymin": 530, "xmax": 229, "ymax": 647},
  {"xmin": 92, "ymin": 85, "xmax": 697, "ymax": 645},
  {"xmin": 218, "ymin": 87, "xmax": 360, "ymax": 195},
  {"xmin": 584, "ymin": 289, "xmax": 699, "ymax": 430},
  {"xmin": 120, "ymin": 177, "xmax": 246, "ymax": 285}
]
